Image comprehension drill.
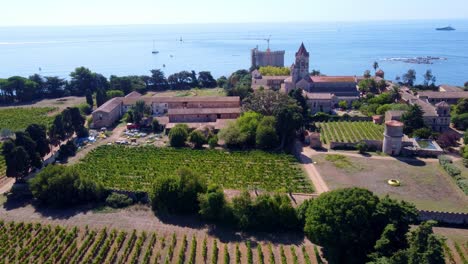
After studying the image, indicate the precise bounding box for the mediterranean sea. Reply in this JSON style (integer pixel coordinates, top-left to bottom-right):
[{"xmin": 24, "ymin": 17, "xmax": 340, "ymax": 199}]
[{"xmin": 0, "ymin": 20, "xmax": 467, "ymax": 85}]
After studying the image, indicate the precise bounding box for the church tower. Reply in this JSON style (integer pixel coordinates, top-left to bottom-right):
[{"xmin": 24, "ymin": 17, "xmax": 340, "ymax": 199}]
[{"xmin": 292, "ymin": 43, "xmax": 310, "ymax": 83}]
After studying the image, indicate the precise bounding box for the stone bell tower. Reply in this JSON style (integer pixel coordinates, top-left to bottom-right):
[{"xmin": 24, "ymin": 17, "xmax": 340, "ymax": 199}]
[{"xmin": 292, "ymin": 43, "xmax": 310, "ymax": 83}]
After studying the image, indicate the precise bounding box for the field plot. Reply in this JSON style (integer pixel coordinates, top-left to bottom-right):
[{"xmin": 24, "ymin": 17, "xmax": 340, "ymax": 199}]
[
  {"xmin": 0, "ymin": 107, "xmax": 56, "ymax": 131},
  {"xmin": 76, "ymin": 146, "xmax": 313, "ymax": 193},
  {"xmin": 314, "ymin": 154, "xmax": 468, "ymax": 213},
  {"xmin": 316, "ymin": 121, "xmax": 384, "ymax": 144},
  {"xmin": 0, "ymin": 220, "xmax": 321, "ymax": 264}
]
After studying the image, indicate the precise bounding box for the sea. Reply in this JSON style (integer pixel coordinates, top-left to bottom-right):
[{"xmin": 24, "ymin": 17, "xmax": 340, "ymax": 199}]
[{"xmin": 0, "ymin": 20, "xmax": 467, "ymax": 85}]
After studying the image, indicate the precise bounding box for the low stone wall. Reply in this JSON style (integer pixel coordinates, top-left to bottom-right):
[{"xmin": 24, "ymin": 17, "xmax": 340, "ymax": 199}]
[{"xmin": 418, "ymin": 210, "xmax": 468, "ymax": 226}]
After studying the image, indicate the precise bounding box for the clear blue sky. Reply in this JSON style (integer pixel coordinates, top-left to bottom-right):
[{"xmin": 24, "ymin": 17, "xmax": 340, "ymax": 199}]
[{"xmin": 1, "ymin": 0, "xmax": 467, "ymax": 26}]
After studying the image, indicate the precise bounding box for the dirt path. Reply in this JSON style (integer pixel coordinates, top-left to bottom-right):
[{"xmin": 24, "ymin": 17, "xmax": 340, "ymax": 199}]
[
  {"xmin": 67, "ymin": 125, "xmax": 127, "ymax": 164},
  {"xmin": 295, "ymin": 142, "xmax": 329, "ymax": 194}
]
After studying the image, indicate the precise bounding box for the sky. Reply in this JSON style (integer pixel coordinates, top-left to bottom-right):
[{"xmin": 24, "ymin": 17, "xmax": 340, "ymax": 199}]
[{"xmin": 1, "ymin": 0, "xmax": 467, "ymax": 26}]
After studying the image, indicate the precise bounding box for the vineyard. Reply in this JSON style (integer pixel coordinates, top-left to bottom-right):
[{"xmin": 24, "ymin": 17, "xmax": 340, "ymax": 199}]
[
  {"xmin": 0, "ymin": 107, "xmax": 57, "ymax": 131},
  {"xmin": 0, "ymin": 220, "xmax": 323, "ymax": 264},
  {"xmin": 316, "ymin": 121, "xmax": 384, "ymax": 144},
  {"xmin": 75, "ymin": 146, "xmax": 313, "ymax": 193}
]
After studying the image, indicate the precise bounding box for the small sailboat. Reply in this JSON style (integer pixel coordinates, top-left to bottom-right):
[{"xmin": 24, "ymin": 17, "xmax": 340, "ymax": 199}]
[{"xmin": 152, "ymin": 40, "xmax": 159, "ymax": 54}]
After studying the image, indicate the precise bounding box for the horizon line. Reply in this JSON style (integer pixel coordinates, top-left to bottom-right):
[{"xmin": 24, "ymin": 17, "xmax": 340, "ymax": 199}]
[{"xmin": 1, "ymin": 17, "xmax": 468, "ymax": 28}]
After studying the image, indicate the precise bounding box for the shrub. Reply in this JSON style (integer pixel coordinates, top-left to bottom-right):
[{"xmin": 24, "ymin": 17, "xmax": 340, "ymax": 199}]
[
  {"xmin": 356, "ymin": 141, "xmax": 368, "ymax": 154},
  {"xmin": 188, "ymin": 130, "xmax": 207, "ymax": 149},
  {"xmin": 78, "ymin": 103, "xmax": 92, "ymax": 115},
  {"xmin": 152, "ymin": 119, "xmax": 162, "ymax": 133},
  {"xmin": 57, "ymin": 140, "xmax": 78, "ymax": 162},
  {"xmin": 169, "ymin": 124, "xmax": 189, "ymax": 147},
  {"xmin": 150, "ymin": 168, "xmax": 207, "ymax": 214},
  {"xmin": 255, "ymin": 116, "xmax": 279, "ymax": 149},
  {"xmin": 437, "ymin": 155, "xmax": 452, "ymax": 166},
  {"xmin": 29, "ymin": 165, "xmax": 104, "ymax": 207},
  {"xmin": 208, "ymin": 135, "xmax": 218, "ymax": 149},
  {"xmin": 105, "ymin": 192, "xmax": 134, "ymax": 208},
  {"xmin": 412, "ymin": 127, "xmax": 432, "ymax": 139},
  {"xmin": 443, "ymin": 163, "xmax": 461, "ymax": 177},
  {"xmin": 198, "ymin": 184, "xmax": 227, "ymax": 221}
]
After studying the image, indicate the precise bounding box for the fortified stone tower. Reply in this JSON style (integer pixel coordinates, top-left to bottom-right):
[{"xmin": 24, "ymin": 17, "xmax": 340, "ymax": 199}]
[
  {"xmin": 383, "ymin": 120, "xmax": 404, "ymax": 156},
  {"xmin": 292, "ymin": 43, "xmax": 310, "ymax": 83}
]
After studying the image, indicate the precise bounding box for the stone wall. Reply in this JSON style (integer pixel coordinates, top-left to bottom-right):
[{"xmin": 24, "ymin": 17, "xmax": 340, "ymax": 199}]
[{"xmin": 418, "ymin": 210, "xmax": 468, "ymax": 226}]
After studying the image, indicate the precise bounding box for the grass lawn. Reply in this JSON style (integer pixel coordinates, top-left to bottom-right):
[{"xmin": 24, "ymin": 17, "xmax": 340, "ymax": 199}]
[
  {"xmin": 75, "ymin": 146, "xmax": 313, "ymax": 193},
  {"xmin": 314, "ymin": 154, "xmax": 468, "ymax": 213},
  {"xmin": 151, "ymin": 87, "xmax": 226, "ymax": 97},
  {"xmin": 0, "ymin": 107, "xmax": 57, "ymax": 131}
]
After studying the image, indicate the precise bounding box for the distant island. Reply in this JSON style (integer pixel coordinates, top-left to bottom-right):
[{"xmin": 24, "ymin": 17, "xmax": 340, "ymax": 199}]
[{"xmin": 436, "ymin": 26, "xmax": 455, "ymax": 31}]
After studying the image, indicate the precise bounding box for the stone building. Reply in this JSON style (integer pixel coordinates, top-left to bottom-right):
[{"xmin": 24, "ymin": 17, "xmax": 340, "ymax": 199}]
[
  {"xmin": 417, "ymin": 91, "xmax": 468, "ymax": 105},
  {"xmin": 282, "ymin": 43, "xmax": 360, "ymax": 105},
  {"xmin": 91, "ymin": 94, "xmax": 241, "ymax": 129},
  {"xmin": 305, "ymin": 92, "xmax": 337, "ymax": 114},
  {"xmin": 92, "ymin": 97, "xmax": 123, "ymax": 128},
  {"xmin": 399, "ymin": 90, "xmax": 451, "ymax": 132},
  {"xmin": 251, "ymin": 47, "xmax": 285, "ymax": 69},
  {"xmin": 383, "ymin": 120, "xmax": 404, "ymax": 156}
]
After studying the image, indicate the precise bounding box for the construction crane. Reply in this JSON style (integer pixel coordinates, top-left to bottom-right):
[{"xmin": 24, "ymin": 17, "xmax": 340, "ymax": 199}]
[{"xmin": 264, "ymin": 35, "xmax": 272, "ymax": 51}]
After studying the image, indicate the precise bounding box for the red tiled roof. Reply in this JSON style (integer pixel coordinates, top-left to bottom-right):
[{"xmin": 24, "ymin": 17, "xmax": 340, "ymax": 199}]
[
  {"xmin": 311, "ymin": 76, "xmax": 357, "ymax": 83},
  {"xmin": 93, "ymin": 97, "xmax": 123, "ymax": 113},
  {"xmin": 385, "ymin": 120, "xmax": 404, "ymax": 127},
  {"xmin": 168, "ymin": 108, "xmax": 241, "ymax": 115},
  {"xmin": 123, "ymin": 96, "xmax": 240, "ymax": 105}
]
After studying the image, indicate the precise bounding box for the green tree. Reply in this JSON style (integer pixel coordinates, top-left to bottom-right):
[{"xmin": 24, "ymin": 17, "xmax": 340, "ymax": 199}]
[
  {"xmin": 85, "ymin": 89, "xmax": 93, "ymax": 107},
  {"xmin": 364, "ymin": 70, "xmax": 372, "ymax": 78},
  {"xmin": 130, "ymin": 100, "xmax": 151, "ymax": 124},
  {"xmin": 149, "ymin": 69, "xmax": 168, "ymax": 90},
  {"xmin": 169, "ymin": 124, "xmax": 189, "ymax": 147},
  {"xmin": 96, "ymin": 88, "xmax": 107, "ymax": 107},
  {"xmin": 15, "ymin": 131, "xmax": 42, "ymax": 169},
  {"xmin": 423, "ymin": 70, "xmax": 436, "ymax": 87},
  {"xmin": 44, "ymin": 76, "xmax": 67, "ymax": 98},
  {"xmin": 401, "ymin": 105, "xmax": 425, "ymax": 135},
  {"xmin": 188, "ymin": 130, "xmax": 207, "ymax": 149},
  {"xmin": 463, "ymin": 130, "xmax": 468, "ymax": 145},
  {"xmin": 403, "ymin": 69, "xmax": 416, "ymax": 87},
  {"xmin": 29, "ymin": 165, "xmax": 104, "ymax": 207},
  {"xmin": 275, "ymin": 101, "xmax": 303, "ymax": 149},
  {"xmin": 289, "ymin": 88, "xmax": 309, "ymax": 119},
  {"xmin": 452, "ymin": 113, "xmax": 468, "ymax": 130},
  {"xmin": 356, "ymin": 141, "xmax": 368, "ymax": 154},
  {"xmin": 25, "ymin": 124, "xmax": 50, "ymax": 159},
  {"xmin": 152, "ymin": 119, "xmax": 161, "ymax": 133},
  {"xmin": 338, "ymin": 100, "xmax": 348, "ymax": 110},
  {"xmin": 304, "ymin": 188, "xmax": 417, "ymax": 264},
  {"xmin": 412, "ymin": 128, "xmax": 432, "ymax": 139},
  {"xmin": 69, "ymin": 67, "xmax": 98, "ymax": 96},
  {"xmin": 198, "ymin": 184, "xmax": 227, "ymax": 221},
  {"xmin": 2, "ymin": 141, "xmax": 30, "ymax": 178},
  {"xmin": 359, "ymin": 78, "xmax": 378, "ymax": 94},
  {"xmin": 255, "ymin": 116, "xmax": 279, "ymax": 149},
  {"xmin": 231, "ymin": 191, "xmax": 254, "ymax": 230},
  {"xmin": 406, "ymin": 221, "xmax": 445, "ymax": 264},
  {"xmin": 258, "ymin": 66, "xmax": 291, "ymax": 76},
  {"xmin": 373, "ymin": 62, "xmax": 379, "ymax": 72},
  {"xmin": 150, "ymin": 169, "xmax": 206, "ymax": 214},
  {"xmin": 197, "ymin": 71, "xmax": 217, "ymax": 88},
  {"xmin": 389, "ymin": 86, "xmax": 401, "ymax": 102},
  {"xmin": 454, "ymin": 98, "xmax": 468, "ymax": 115}
]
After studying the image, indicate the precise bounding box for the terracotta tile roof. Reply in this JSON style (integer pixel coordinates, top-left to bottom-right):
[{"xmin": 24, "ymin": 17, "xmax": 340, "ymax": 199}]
[
  {"xmin": 311, "ymin": 76, "xmax": 357, "ymax": 83},
  {"xmin": 168, "ymin": 108, "xmax": 241, "ymax": 115},
  {"xmin": 93, "ymin": 97, "xmax": 123, "ymax": 113},
  {"xmin": 439, "ymin": 84, "xmax": 463, "ymax": 92},
  {"xmin": 418, "ymin": 91, "xmax": 468, "ymax": 99},
  {"xmin": 125, "ymin": 91, "xmax": 142, "ymax": 98},
  {"xmin": 123, "ymin": 96, "xmax": 240, "ymax": 105},
  {"xmin": 305, "ymin": 92, "xmax": 335, "ymax": 100}
]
